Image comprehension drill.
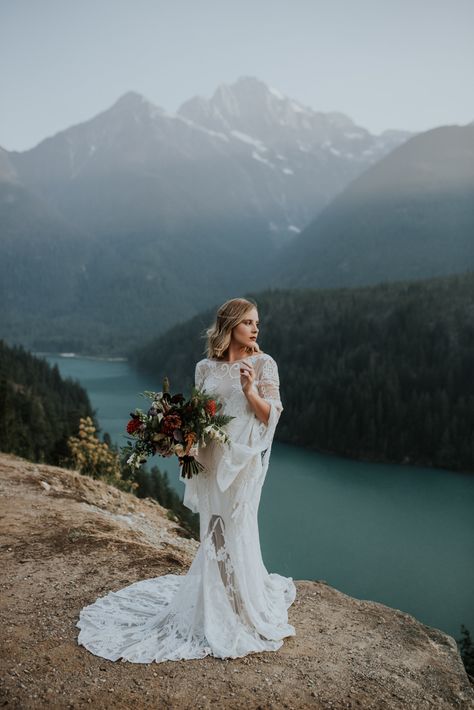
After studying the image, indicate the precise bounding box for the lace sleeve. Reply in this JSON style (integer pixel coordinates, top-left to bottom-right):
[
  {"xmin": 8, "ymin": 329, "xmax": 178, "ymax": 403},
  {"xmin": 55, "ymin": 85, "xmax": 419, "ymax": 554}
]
[
  {"xmin": 257, "ymin": 356, "xmax": 283, "ymax": 411},
  {"xmin": 194, "ymin": 360, "xmax": 206, "ymax": 390},
  {"xmin": 213, "ymin": 354, "xmax": 284, "ymax": 494}
]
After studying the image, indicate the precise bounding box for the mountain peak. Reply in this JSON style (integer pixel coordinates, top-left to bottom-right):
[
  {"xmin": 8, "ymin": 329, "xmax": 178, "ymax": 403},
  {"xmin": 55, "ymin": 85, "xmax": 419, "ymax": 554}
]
[
  {"xmin": 213, "ymin": 75, "xmax": 286, "ymax": 106},
  {"xmin": 177, "ymin": 75, "xmax": 300, "ymax": 130},
  {"xmin": 232, "ymin": 75, "xmax": 271, "ymax": 91},
  {"xmin": 177, "ymin": 76, "xmax": 354, "ymax": 139},
  {"xmin": 109, "ymin": 91, "xmax": 167, "ymax": 118},
  {"xmin": 113, "ymin": 90, "xmax": 148, "ymax": 107}
]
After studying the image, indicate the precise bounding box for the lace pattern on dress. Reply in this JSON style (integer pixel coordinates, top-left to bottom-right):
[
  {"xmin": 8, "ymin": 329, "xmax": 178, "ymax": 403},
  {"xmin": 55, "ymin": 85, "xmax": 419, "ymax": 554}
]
[
  {"xmin": 75, "ymin": 352, "xmax": 295, "ymax": 664},
  {"xmin": 256, "ymin": 356, "xmax": 282, "ymax": 403}
]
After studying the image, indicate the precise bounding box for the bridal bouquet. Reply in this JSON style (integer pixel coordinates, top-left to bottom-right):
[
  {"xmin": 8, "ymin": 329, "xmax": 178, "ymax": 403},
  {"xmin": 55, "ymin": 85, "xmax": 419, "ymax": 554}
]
[{"xmin": 121, "ymin": 376, "xmax": 234, "ymax": 479}]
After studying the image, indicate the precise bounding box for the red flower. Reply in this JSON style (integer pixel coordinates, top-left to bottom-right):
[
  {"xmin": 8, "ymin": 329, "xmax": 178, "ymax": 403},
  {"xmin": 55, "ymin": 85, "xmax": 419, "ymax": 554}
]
[
  {"xmin": 162, "ymin": 414, "xmax": 182, "ymax": 435},
  {"xmin": 126, "ymin": 418, "xmax": 142, "ymax": 434},
  {"xmin": 205, "ymin": 400, "xmax": 217, "ymax": 417}
]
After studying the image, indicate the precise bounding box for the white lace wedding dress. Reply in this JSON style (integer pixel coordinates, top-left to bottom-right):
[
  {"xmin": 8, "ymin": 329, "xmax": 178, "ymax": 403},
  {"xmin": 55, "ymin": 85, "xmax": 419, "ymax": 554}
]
[{"xmin": 76, "ymin": 352, "xmax": 296, "ymax": 663}]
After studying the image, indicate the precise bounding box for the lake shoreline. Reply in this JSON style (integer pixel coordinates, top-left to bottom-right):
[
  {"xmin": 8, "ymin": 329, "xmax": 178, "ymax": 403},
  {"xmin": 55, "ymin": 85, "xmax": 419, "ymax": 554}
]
[
  {"xmin": 282, "ymin": 438, "xmax": 474, "ymax": 476},
  {"xmin": 33, "ymin": 351, "xmax": 129, "ymax": 362}
]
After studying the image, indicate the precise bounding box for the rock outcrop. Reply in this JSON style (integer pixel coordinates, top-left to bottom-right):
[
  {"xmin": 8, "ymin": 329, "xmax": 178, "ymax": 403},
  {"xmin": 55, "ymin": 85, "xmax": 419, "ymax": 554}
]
[{"xmin": 0, "ymin": 451, "xmax": 472, "ymax": 709}]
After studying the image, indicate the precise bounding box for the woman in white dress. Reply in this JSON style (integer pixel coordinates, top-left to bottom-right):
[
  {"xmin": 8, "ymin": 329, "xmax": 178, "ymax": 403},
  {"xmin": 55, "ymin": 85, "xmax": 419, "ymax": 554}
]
[{"xmin": 76, "ymin": 297, "xmax": 296, "ymax": 663}]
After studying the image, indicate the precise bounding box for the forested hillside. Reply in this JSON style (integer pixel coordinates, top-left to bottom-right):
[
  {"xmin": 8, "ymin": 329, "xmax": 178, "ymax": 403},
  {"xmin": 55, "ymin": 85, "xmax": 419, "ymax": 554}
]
[
  {"xmin": 268, "ymin": 123, "xmax": 474, "ymax": 289},
  {"xmin": 132, "ymin": 270, "xmax": 474, "ymax": 473},
  {"xmin": 0, "ymin": 340, "xmax": 95, "ymax": 464}
]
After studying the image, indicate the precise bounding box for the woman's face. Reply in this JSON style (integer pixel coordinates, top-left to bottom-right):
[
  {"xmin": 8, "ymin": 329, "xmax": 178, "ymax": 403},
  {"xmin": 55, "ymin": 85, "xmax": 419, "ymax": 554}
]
[{"xmin": 231, "ymin": 308, "xmax": 259, "ymax": 350}]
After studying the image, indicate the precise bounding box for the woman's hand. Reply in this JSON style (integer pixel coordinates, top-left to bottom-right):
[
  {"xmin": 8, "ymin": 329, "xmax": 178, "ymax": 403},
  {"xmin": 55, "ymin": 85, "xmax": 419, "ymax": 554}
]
[
  {"xmin": 240, "ymin": 361, "xmax": 271, "ymax": 425},
  {"xmin": 239, "ymin": 360, "xmax": 256, "ymax": 395}
]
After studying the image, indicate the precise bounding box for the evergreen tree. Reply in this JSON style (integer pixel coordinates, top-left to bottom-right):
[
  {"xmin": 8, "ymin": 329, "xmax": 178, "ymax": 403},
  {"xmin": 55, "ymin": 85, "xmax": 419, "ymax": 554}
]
[{"xmin": 457, "ymin": 625, "xmax": 474, "ymax": 678}]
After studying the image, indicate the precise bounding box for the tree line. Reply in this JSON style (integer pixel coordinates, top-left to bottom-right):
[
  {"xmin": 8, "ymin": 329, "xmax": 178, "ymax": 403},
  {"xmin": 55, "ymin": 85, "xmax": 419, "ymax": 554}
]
[{"xmin": 133, "ymin": 270, "xmax": 474, "ymax": 474}]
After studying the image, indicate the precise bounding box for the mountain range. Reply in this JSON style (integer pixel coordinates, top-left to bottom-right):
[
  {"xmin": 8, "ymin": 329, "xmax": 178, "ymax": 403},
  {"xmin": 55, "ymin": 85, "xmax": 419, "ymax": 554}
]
[
  {"xmin": 3, "ymin": 76, "xmax": 411, "ymax": 242},
  {"xmin": 2, "ymin": 75, "xmax": 471, "ymax": 356}
]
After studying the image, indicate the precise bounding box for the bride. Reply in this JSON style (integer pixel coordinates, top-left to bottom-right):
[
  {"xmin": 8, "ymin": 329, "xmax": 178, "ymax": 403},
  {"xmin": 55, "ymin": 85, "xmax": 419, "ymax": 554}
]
[{"xmin": 76, "ymin": 297, "xmax": 296, "ymax": 663}]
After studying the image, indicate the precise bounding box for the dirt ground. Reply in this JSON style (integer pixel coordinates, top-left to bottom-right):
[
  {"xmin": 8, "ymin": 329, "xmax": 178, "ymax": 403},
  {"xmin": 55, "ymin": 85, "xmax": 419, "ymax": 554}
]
[{"xmin": 1, "ymin": 451, "xmax": 473, "ymax": 710}]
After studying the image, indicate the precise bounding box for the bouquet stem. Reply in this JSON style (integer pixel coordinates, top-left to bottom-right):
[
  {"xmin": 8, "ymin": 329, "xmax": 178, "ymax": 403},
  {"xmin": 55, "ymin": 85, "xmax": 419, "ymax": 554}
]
[{"xmin": 179, "ymin": 455, "xmax": 205, "ymax": 479}]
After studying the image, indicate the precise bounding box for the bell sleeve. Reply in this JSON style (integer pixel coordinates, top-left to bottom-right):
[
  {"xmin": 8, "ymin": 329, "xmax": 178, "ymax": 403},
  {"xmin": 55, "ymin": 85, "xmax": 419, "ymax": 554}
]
[
  {"xmin": 250, "ymin": 355, "xmax": 284, "ymax": 452},
  {"xmin": 215, "ymin": 355, "xmax": 284, "ymax": 492},
  {"xmin": 194, "ymin": 360, "xmax": 206, "ymax": 391}
]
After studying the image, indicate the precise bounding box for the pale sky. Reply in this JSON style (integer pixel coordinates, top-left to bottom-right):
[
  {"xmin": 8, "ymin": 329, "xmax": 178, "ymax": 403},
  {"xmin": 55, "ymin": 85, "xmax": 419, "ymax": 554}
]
[{"xmin": 1, "ymin": 0, "xmax": 473, "ymax": 152}]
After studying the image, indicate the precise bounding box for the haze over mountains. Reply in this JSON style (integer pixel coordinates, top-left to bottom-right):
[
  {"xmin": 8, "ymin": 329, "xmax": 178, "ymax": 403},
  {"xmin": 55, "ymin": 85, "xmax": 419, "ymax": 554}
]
[
  {"xmin": 267, "ymin": 122, "xmax": 474, "ymax": 289},
  {"xmin": 1, "ymin": 75, "xmax": 471, "ymax": 356},
  {"xmin": 2, "ymin": 76, "xmax": 410, "ymax": 241}
]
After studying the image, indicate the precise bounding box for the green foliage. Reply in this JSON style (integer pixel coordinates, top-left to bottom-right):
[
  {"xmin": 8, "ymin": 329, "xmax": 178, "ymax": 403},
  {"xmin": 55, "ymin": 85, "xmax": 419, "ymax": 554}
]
[
  {"xmin": 132, "ymin": 270, "xmax": 474, "ymax": 473},
  {"xmin": 457, "ymin": 625, "xmax": 474, "ymax": 678},
  {"xmin": 66, "ymin": 416, "xmax": 138, "ymax": 494},
  {"xmin": 0, "ymin": 339, "xmax": 95, "ymax": 465}
]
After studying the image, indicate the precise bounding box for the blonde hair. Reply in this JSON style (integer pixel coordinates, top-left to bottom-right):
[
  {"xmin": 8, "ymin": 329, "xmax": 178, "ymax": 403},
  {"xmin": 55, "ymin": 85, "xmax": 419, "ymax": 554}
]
[{"xmin": 201, "ymin": 297, "xmax": 264, "ymax": 360}]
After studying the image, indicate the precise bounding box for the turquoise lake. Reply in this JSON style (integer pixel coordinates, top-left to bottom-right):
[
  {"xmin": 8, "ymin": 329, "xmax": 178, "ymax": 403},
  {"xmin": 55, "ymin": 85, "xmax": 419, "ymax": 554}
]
[{"xmin": 42, "ymin": 353, "xmax": 474, "ymax": 642}]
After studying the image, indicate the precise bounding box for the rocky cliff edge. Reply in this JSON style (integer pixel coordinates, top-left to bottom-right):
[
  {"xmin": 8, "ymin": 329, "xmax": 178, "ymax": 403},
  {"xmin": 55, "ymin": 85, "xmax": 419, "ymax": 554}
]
[{"xmin": 0, "ymin": 451, "xmax": 472, "ymax": 709}]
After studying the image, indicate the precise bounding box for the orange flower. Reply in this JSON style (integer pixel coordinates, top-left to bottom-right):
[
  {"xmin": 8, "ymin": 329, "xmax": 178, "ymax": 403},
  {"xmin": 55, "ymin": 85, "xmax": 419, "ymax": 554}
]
[
  {"xmin": 184, "ymin": 431, "xmax": 197, "ymax": 455},
  {"xmin": 205, "ymin": 400, "xmax": 217, "ymax": 417}
]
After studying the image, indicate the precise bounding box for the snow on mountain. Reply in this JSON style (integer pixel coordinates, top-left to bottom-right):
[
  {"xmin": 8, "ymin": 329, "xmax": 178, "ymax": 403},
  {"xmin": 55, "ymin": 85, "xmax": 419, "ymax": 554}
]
[
  {"xmin": 6, "ymin": 76, "xmax": 413, "ymax": 240},
  {"xmin": 178, "ymin": 76, "xmax": 412, "ymax": 167}
]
